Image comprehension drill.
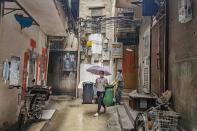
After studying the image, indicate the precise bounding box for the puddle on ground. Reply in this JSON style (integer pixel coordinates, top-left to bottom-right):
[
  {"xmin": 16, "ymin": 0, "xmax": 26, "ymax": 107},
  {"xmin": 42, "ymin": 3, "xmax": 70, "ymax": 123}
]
[
  {"xmin": 83, "ymin": 111, "xmax": 96, "ymax": 117},
  {"xmin": 68, "ymin": 104, "xmax": 80, "ymax": 108}
]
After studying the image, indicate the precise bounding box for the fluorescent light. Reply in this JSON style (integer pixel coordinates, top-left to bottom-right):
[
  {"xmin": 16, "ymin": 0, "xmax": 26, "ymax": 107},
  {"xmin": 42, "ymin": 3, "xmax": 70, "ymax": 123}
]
[{"xmin": 126, "ymin": 48, "xmax": 133, "ymax": 52}]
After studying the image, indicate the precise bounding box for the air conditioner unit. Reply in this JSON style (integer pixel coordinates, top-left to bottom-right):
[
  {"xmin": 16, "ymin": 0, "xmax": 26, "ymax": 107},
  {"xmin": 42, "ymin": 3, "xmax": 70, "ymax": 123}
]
[{"xmin": 178, "ymin": 0, "xmax": 192, "ymax": 23}]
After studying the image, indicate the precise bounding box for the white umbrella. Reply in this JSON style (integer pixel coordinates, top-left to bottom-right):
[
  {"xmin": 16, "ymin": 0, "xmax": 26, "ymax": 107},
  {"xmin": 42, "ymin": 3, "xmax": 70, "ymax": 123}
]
[{"xmin": 86, "ymin": 65, "xmax": 111, "ymax": 76}]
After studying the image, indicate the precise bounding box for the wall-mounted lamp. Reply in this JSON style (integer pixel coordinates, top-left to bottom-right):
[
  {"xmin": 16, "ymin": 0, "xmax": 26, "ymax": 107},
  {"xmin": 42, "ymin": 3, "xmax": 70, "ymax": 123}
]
[{"xmin": 126, "ymin": 48, "xmax": 134, "ymax": 52}]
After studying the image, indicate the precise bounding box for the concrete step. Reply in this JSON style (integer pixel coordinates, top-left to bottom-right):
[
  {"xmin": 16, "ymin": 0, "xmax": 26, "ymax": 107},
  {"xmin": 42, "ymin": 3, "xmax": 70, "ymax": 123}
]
[
  {"xmin": 122, "ymin": 92, "xmax": 130, "ymax": 100},
  {"xmin": 122, "ymin": 95, "xmax": 130, "ymax": 100},
  {"xmin": 123, "ymin": 102, "xmax": 139, "ymax": 125},
  {"xmin": 123, "ymin": 89, "xmax": 133, "ymax": 93},
  {"xmin": 107, "ymin": 107, "xmax": 122, "ymax": 131},
  {"xmin": 117, "ymin": 105, "xmax": 134, "ymax": 131}
]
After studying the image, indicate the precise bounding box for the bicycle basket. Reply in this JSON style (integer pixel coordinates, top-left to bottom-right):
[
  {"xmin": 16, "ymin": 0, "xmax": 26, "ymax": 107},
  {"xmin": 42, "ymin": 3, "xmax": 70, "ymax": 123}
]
[{"xmin": 149, "ymin": 108, "xmax": 180, "ymax": 131}]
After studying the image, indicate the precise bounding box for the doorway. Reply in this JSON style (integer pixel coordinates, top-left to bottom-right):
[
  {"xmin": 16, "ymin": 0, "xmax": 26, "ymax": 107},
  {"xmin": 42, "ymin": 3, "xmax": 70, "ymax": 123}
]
[
  {"xmin": 122, "ymin": 45, "xmax": 137, "ymax": 91},
  {"xmin": 47, "ymin": 51, "xmax": 77, "ymax": 95}
]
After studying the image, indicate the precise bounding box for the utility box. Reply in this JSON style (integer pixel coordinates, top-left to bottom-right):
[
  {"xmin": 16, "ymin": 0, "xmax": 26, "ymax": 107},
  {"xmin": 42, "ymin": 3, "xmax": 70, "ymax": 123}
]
[{"xmin": 129, "ymin": 90, "xmax": 157, "ymax": 111}]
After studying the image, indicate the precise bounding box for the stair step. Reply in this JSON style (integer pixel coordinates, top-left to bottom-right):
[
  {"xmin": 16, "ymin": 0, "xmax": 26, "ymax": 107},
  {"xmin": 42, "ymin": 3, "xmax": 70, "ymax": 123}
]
[
  {"xmin": 122, "ymin": 96, "xmax": 130, "ymax": 100},
  {"xmin": 123, "ymin": 89, "xmax": 133, "ymax": 93},
  {"xmin": 107, "ymin": 107, "xmax": 122, "ymax": 131},
  {"xmin": 123, "ymin": 102, "xmax": 139, "ymax": 124},
  {"xmin": 122, "ymin": 92, "xmax": 130, "ymax": 100},
  {"xmin": 117, "ymin": 105, "xmax": 134, "ymax": 131}
]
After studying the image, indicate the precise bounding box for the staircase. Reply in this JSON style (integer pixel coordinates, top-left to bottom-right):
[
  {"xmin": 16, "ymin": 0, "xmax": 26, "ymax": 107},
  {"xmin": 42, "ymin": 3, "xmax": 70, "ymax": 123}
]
[{"xmin": 115, "ymin": 90, "xmax": 139, "ymax": 131}]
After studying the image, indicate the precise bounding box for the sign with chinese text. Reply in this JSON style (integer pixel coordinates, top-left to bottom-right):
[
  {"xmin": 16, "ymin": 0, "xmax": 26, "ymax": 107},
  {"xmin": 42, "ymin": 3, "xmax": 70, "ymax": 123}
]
[{"xmin": 112, "ymin": 42, "xmax": 123, "ymax": 58}]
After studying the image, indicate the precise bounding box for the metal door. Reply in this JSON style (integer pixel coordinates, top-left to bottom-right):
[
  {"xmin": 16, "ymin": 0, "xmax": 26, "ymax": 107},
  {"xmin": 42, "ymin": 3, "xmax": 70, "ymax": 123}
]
[{"xmin": 47, "ymin": 51, "xmax": 77, "ymax": 95}]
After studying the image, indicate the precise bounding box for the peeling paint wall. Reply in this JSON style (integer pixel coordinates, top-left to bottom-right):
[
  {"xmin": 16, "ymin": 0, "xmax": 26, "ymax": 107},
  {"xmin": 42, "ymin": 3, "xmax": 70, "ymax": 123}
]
[
  {"xmin": 0, "ymin": 11, "xmax": 46, "ymax": 129},
  {"xmin": 168, "ymin": 0, "xmax": 197, "ymax": 130}
]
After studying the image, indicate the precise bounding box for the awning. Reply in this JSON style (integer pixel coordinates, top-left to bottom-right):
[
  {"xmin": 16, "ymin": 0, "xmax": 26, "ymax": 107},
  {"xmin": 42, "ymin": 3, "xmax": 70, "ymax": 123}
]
[{"xmin": 17, "ymin": 0, "xmax": 67, "ymax": 36}]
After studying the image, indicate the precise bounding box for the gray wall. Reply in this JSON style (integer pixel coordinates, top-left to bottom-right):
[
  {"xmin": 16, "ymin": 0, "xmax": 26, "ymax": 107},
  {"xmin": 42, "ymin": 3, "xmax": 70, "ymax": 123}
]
[{"xmin": 168, "ymin": 0, "xmax": 197, "ymax": 130}]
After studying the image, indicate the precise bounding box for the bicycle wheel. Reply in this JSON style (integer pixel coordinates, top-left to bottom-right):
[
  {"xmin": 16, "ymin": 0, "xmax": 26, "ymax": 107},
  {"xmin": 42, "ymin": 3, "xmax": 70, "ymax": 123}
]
[
  {"xmin": 137, "ymin": 123, "xmax": 145, "ymax": 131},
  {"xmin": 17, "ymin": 113, "xmax": 26, "ymax": 131},
  {"xmin": 33, "ymin": 109, "xmax": 42, "ymax": 119},
  {"xmin": 135, "ymin": 113, "xmax": 146, "ymax": 131}
]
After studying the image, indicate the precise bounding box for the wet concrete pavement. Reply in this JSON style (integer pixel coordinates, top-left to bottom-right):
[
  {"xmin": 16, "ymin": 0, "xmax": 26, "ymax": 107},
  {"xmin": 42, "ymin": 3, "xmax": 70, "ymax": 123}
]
[
  {"xmin": 42, "ymin": 96, "xmax": 109, "ymax": 131},
  {"xmin": 25, "ymin": 95, "xmax": 121, "ymax": 131}
]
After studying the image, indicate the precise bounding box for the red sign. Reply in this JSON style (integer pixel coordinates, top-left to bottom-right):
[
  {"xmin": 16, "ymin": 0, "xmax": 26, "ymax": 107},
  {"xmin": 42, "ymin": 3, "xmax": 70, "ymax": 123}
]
[
  {"xmin": 30, "ymin": 39, "xmax": 36, "ymax": 48},
  {"xmin": 22, "ymin": 52, "xmax": 29, "ymax": 100}
]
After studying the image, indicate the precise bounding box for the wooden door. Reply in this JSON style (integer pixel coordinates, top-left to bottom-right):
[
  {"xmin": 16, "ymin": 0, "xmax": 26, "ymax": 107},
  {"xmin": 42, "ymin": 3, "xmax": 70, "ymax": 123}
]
[{"xmin": 122, "ymin": 46, "xmax": 137, "ymax": 90}]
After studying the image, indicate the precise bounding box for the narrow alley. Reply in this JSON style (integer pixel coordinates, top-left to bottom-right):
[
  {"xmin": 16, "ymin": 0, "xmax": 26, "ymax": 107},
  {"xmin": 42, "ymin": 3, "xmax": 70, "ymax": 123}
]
[
  {"xmin": 41, "ymin": 96, "xmax": 118, "ymax": 131},
  {"xmin": 11, "ymin": 95, "xmax": 121, "ymax": 131},
  {"xmin": 0, "ymin": 0, "xmax": 197, "ymax": 131}
]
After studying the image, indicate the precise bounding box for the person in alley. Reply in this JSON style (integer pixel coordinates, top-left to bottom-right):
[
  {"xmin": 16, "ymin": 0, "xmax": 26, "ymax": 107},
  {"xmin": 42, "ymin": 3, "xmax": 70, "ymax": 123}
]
[{"xmin": 94, "ymin": 71, "xmax": 108, "ymax": 117}]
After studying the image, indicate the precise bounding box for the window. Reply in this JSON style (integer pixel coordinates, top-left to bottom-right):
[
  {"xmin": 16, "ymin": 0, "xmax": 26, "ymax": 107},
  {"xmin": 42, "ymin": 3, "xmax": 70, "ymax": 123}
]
[
  {"xmin": 90, "ymin": 8, "xmax": 103, "ymax": 17},
  {"xmin": 88, "ymin": 7, "xmax": 105, "ymax": 33},
  {"xmin": 178, "ymin": 0, "xmax": 192, "ymax": 23}
]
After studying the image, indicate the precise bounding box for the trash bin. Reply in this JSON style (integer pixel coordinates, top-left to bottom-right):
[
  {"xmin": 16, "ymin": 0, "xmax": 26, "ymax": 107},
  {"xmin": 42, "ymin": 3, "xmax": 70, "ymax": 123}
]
[
  {"xmin": 82, "ymin": 82, "xmax": 94, "ymax": 104},
  {"xmin": 103, "ymin": 85, "xmax": 114, "ymax": 106}
]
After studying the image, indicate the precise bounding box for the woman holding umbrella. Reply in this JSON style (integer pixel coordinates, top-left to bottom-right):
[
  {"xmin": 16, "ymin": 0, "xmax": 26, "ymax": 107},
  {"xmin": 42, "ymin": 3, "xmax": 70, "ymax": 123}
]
[
  {"xmin": 86, "ymin": 65, "xmax": 110, "ymax": 117},
  {"xmin": 94, "ymin": 71, "xmax": 108, "ymax": 117}
]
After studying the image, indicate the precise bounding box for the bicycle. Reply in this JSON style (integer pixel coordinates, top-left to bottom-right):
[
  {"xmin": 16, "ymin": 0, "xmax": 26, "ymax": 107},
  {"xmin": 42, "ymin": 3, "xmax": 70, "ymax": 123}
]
[{"xmin": 17, "ymin": 85, "xmax": 51, "ymax": 130}]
